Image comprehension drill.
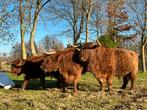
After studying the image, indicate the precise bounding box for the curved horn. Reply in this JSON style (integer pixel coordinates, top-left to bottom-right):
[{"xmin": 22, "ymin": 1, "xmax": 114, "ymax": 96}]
[
  {"xmin": 38, "ymin": 43, "xmax": 56, "ymax": 55},
  {"xmin": 76, "ymin": 48, "xmax": 80, "ymax": 51},
  {"xmin": 70, "ymin": 43, "xmax": 78, "ymax": 48},
  {"xmin": 67, "ymin": 38, "xmax": 78, "ymax": 48},
  {"xmin": 44, "ymin": 50, "xmax": 56, "ymax": 55},
  {"xmin": 39, "ymin": 48, "xmax": 56, "ymax": 55},
  {"xmin": 38, "ymin": 44, "xmax": 56, "ymax": 55},
  {"xmin": 96, "ymin": 36, "xmax": 102, "ymax": 46}
]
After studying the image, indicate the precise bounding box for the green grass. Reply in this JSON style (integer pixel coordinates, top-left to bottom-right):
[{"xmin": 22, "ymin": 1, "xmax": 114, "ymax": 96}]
[{"xmin": 0, "ymin": 72, "xmax": 147, "ymax": 110}]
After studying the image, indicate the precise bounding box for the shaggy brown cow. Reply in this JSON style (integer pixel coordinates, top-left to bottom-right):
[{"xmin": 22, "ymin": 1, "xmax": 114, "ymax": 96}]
[
  {"xmin": 79, "ymin": 46, "xmax": 138, "ymax": 96},
  {"xmin": 11, "ymin": 55, "xmax": 61, "ymax": 90},
  {"xmin": 41, "ymin": 48, "xmax": 85, "ymax": 96}
]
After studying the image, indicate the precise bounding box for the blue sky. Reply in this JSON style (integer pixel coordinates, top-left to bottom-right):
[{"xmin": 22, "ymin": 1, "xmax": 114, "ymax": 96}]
[
  {"xmin": 0, "ymin": 21, "xmax": 68, "ymax": 56},
  {"xmin": 35, "ymin": 21, "xmax": 68, "ymax": 44}
]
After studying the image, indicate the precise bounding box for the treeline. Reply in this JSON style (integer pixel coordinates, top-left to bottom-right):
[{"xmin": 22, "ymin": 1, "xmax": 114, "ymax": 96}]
[{"xmin": 0, "ymin": 0, "xmax": 146, "ymax": 72}]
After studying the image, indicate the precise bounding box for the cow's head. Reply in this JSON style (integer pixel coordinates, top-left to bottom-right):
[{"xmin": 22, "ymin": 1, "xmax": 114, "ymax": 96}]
[
  {"xmin": 72, "ymin": 40, "xmax": 101, "ymax": 63},
  {"xmin": 74, "ymin": 43, "xmax": 98, "ymax": 63},
  {"xmin": 11, "ymin": 59, "xmax": 25, "ymax": 76},
  {"xmin": 79, "ymin": 48, "xmax": 92, "ymax": 62},
  {"xmin": 41, "ymin": 54, "xmax": 59, "ymax": 73}
]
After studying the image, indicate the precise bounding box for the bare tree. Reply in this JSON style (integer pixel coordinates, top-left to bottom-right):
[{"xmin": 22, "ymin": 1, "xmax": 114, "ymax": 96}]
[
  {"xmin": 18, "ymin": 0, "xmax": 52, "ymax": 59},
  {"xmin": 19, "ymin": 0, "xmax": 28, "ymax": 59},
  {"xmin": 72, "ymin": 0, "xmax": 85, "ymax": 44},
  {"xmin": 90, "ymin": 0, "xmax": 106, "ymax": 37},
  {"xmin": 141, "ymin": 1, "xmax": 147, "ymax": 72},
  {"xmin": 128, "ymin": 0, "xmax": 147, "ymax": 72},
  {"xmin": 45, "ymin": 0, "xmax": 86, "ymax": 44},
  {"xmin": 11, "ymin": 42, "xmax": 21, "ymax": 60},
  {"xmin": 38, "ymin": 35, "xmax": 64, "ymax": 52},
  {"xmin": 11, "ymin": 41, "xmax": 39, "ymax": 60},
  {"xmin": 0, "ymin": 0, "xmax": 15, "ymax": 44},
  {"xmin": 30, "ymin": 0, "xmax": 51, "ymax": 56},
  {"xmin": 83, "ymin": 0, "xmax": 93, "ymax": 43}
]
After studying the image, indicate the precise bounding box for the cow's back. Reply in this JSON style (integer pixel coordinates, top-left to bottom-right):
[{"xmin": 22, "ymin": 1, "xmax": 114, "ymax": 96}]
[{"xmin": 114, "ymin": 48, "xmax": 138, "ymax": 77}]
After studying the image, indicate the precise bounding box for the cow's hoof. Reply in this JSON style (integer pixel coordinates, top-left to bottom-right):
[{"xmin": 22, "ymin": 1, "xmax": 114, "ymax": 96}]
[
  {"xmin": 73, "ymin": 92, "xmax": 78, "ymax": 97},
  {"xmin": 120, "ymin": 86, "xmax": 126, "ymax": 89},
  {"xmin": 99, "ymin": 91, "xmax": 105, "ymax": 98},
  {"xmin": 129, "ymin": 89, "xmax": 135, "ymax": 95}
]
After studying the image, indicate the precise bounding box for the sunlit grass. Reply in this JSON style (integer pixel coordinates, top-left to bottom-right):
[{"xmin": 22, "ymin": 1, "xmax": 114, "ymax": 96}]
[{"xmin": 0, "ymin": 72, "xmax": 147, "ymax": 110}]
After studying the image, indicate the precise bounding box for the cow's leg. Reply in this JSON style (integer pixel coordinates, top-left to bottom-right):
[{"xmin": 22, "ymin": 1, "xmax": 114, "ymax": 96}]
[
  {"xmin": 121, "ymin": 74, "xmax": 130, "ymax": 89},
  {"xmin": 98, "ymin": 80, "xmax": 102, "ymax": 91},
  {"xmin": 61, "ymin": 82, "xmax": 66, "ymax": 93},
  {"xmin": 60, "ymin": 76, "xmax": 66, "ymax": 93},
  {"xmin": 73, "ymin": 80, "xmax": 78, "ymax": 96},
  {"xmin": 94, "ymin": 73, "xmax": 102, "ymax": 91},
  {"xmin": 22, "ymin": 80, "xmax": 29, "ymax": 90},
  {"xmin": 107, "ymin": 75, "xmax": 114, "ymax": 94},
  {"xmin": 40, "ymin": 75, "xmax": 46, "ymax": 90},
  {"xmin": 99, "ymin": 78, "xmax": 106, "ymax": 97},
  {"xmin": 130, "ymin": 72, "xmax": 136, "ymax": 91}
]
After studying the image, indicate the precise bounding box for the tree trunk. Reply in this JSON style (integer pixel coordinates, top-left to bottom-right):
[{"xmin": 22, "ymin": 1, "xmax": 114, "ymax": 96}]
[
  {"xmin": 141, "ymin": 44, "xmax": 146, "ymax": 72},
  {"xmin": 30, "ymin": 15, "xmax": 38, "ymax": 56},
  {"xmin": 72, "ymin": 0, "xmax": 84, "ymax": 44},
  {"xmin": 141, "ymin": 1, "xmax": 147, "ymax": 72},
  {"xmin": 19, "ymin": 0, "xmax": 27, "ymax": 59},
  {"xmin": 85, "ymin": 0, "xmax": 93, "ymax": 43},
  {"xmin": 74, "ymin": 8, "xmax": 84, "ymax": 44},
  {"xmin": 30, "ymin": 0, "xmax": 51, "ymax": 56},
  {"xmin": 21, "ymin": 31, "xmax": 27, "ymax": 59},
  {"xmin": 30, "ymin": 1, "xmax": 40, "ymax": 56},
  {"xmin": 73, "ymin": 1, "xmax": 77, "ymax": 44},
  {"xmin": 85, "ymin": 14, "xmax": 89, "ymax": 43}
]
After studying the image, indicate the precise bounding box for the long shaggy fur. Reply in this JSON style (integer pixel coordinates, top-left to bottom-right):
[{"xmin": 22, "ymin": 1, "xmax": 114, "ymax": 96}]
[
  {"xmin": 41, "ymin": 47, "xmax": 85, "ymax": 95},
  {"xmin": 79, "ymin": 46, "xmax": 138, "ymax": 95},
  {"xmin": 11, "ymin": 55, "xmax": 61, "ymax": 89}
]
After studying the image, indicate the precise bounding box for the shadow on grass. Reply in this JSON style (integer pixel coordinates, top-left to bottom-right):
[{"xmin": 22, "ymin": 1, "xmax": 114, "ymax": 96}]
[
  {"xmin": 12, "ymin": 79, "xmax": 59, "ymax": 90},
  {"xmin": 12, "ymin": 79, "xmax": 102, "ymax": 93}
]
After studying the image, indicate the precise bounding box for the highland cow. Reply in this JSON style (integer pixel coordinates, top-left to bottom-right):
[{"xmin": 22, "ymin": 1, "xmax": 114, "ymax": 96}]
[
  {"xmin": 11, "ymin": 55, "xmax": 61, "ymax": 90},
  {"xmin": 79, "ymin": 46, "xmax": 138, "ymax": 96},
  {"xmin": 41, "ymin": 48, "xmax": 85, "ymax": 96}
]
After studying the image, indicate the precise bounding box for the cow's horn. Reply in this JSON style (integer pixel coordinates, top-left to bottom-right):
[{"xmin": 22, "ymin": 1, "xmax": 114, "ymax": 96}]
[
  {"xmin": 67, "ymin": 39, "xmax": 78, "ymax": 48},
  {"xmin": 44, "ymin": 50, "xmax": 56, "ymax": 55},
  {"xmin": 39, "ymin": 48, "xmax": 56, "ymax": 55},
  {"xmin": 70, "ymin": 43, "xmax": 78, "ymax": 48},
  {"xmin": 76, "ymin": 48, "xmax": 80, "ymax": 51}
]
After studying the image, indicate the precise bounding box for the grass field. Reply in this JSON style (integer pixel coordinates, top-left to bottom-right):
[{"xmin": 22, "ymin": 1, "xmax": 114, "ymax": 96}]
[{"xmin": 0, "ymin": 72, "xmax": 147, "ymax": 110}]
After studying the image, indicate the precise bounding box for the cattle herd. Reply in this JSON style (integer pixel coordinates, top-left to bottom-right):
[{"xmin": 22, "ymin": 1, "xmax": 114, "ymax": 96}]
[{"xmin": 10, "ymin": 43, "xmax": 138, "ymax": 96}]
